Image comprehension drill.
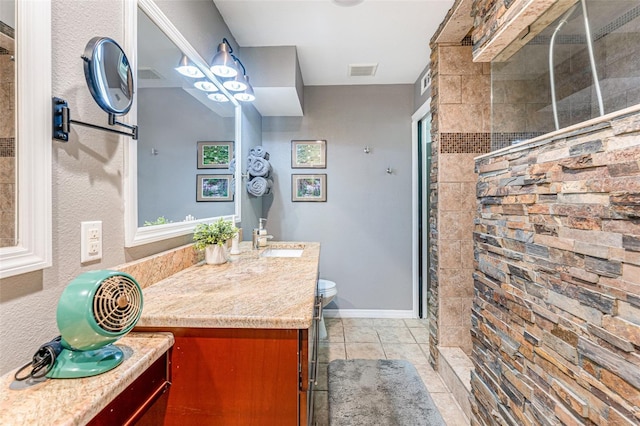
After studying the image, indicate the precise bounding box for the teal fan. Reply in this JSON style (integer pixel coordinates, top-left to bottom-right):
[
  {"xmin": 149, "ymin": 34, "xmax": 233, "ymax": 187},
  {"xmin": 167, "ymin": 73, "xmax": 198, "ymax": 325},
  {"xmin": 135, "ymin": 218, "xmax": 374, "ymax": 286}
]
[{"xmin": 48, "ymin": 270, "xmax": 143, "ymax": 379}]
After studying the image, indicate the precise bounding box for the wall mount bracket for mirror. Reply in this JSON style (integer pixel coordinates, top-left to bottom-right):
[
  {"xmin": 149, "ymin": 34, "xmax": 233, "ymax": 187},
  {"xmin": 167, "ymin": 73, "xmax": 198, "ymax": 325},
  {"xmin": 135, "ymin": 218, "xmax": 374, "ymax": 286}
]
[
  {"xmin": 52, "ymin": 97, "xmax": 138, "ymax": 141},
  {"xmin": 52, "ymin": 36, "xmax": 138, "ymax": 142}
]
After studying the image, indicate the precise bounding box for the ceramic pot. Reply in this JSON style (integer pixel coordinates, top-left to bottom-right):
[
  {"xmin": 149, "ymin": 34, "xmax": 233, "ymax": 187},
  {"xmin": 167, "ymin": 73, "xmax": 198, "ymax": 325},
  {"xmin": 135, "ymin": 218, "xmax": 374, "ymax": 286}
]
[{"xmin": 205, "ymin": 244, "xmax": 227, "ymax": 265}]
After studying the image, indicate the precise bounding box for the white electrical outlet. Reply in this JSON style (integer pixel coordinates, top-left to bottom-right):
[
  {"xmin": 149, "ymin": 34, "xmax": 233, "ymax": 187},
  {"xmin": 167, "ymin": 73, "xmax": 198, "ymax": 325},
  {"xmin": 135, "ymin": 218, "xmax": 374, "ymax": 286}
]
[{"xmin": 81, "ymin": 221, "xmax": 102, "ymax": 263}]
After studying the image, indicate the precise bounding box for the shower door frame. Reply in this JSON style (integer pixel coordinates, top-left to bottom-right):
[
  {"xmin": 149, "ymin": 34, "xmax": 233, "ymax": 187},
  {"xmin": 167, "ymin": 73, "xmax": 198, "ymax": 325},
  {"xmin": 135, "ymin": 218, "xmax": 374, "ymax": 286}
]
[{"xmin": 411, "ymin": 99, "xmax": 432, "ymax": 319}]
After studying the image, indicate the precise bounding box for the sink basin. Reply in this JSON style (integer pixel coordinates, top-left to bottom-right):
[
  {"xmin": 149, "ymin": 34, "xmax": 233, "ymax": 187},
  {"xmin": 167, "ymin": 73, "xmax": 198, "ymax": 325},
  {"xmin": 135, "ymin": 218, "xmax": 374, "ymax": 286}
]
[{"xmin": 261, "ymin": 248, "xmax": 304, "ymax": 258}]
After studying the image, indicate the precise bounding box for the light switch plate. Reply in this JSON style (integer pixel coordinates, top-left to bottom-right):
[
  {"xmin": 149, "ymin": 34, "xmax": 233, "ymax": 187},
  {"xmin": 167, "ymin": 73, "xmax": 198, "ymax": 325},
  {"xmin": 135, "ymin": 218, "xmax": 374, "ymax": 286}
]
[{"xmin": 81, "ymin": 221, "xmax": 102, "ymax": 263}]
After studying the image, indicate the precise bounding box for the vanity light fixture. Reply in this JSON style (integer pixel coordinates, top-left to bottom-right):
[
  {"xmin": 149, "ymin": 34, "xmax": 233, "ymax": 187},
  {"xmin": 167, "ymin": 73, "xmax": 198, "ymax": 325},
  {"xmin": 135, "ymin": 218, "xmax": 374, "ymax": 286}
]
[
  {"xmin": 222, "ymin": 60, "xmax": 249, "ymax": 92},
  {"xmin": 175, "ymin": 54, "xmax": 204, "ymax": 78},
  {"xmin": 194, "ymin": 79, "xmax": 219, "ymax": 92},
  {"xmin": 210, "ymin": 38, "xmax": 238, "ymax": 78},
  {"xmin": 208, "ymin": 38, "xmax": 256, "ymax": 102},
  {"xmin": 234, "ymin": 76, "xmax": 256, "ymax": 102}
]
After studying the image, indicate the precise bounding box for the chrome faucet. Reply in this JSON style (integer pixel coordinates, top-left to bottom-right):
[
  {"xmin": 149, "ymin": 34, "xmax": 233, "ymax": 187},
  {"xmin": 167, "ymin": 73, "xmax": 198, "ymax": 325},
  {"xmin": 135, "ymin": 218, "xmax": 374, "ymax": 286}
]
[{"xmin": 252, "ymin": 228, "xmax": 274, "ymax": 249}]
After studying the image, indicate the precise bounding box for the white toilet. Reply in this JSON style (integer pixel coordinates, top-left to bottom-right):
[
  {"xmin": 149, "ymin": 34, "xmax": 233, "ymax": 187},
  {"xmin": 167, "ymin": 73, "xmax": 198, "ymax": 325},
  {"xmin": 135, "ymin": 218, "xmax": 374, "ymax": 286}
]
[{"xmin": 317, "ymin": 279, "xmax": 337, "ymax": 339}]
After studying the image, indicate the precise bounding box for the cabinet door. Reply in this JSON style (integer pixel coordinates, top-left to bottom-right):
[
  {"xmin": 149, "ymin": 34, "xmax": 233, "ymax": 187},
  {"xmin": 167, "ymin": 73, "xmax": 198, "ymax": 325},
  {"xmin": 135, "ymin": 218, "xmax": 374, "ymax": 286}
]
[{"xmin": 137, "ymin": 327, "xmax": 300, "ymax": 425}]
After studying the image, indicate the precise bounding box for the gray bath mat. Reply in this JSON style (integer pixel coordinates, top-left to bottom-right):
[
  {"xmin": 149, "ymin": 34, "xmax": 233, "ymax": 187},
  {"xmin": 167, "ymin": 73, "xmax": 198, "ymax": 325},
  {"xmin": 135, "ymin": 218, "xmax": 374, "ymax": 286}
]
[{"xmin": 328, "ymin": 359, "xmax": 445, "ymax": 426}]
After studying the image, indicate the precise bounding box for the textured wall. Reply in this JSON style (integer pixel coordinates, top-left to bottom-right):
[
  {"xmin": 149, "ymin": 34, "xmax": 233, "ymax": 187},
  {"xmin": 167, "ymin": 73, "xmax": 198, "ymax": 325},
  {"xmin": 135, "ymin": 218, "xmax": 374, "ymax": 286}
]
[
  {"xmin": 0, "ymin": 0, "xmax": 128, "ymax": 376},
  {"xmin": 472, "ymin": 113, "xmax": 640, "ymax": 425},
  {"xmin": 262, "ymin": 84, "xmax": 414, "ymax": 312}
]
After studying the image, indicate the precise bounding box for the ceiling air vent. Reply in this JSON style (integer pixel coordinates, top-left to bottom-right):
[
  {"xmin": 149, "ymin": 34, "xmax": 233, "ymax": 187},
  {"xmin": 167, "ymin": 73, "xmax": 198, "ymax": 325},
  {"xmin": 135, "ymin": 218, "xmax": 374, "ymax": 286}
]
[
  {"xmin": 348, "ymin": 63, "xmax": 378, "ymax": 77},
  {"xmin": 138, "ymin": 67, "xmax": 163, "ymax": 80}
]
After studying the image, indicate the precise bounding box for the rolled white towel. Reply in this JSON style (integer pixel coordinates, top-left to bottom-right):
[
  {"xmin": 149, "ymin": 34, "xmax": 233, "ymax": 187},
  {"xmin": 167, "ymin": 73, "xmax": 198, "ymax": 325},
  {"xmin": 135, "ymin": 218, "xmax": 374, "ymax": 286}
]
[
  {"xmin": 247, "ymin": 176, "xmax": 272, "ymax": 197},
  {"xmin": 247, "ymin": 156, "xmax": 272, "ymax": 178},
  {"xmin": 250, "ymin": 146, "xmax": 270, "ymax": 160}
]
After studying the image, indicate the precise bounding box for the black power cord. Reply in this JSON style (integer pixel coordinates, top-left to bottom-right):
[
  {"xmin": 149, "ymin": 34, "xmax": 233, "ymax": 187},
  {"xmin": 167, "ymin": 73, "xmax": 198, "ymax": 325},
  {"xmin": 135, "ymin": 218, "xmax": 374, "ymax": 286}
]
[{"xmin": 14, "ymin": 336, "xmax": 63, "ymax": 381}]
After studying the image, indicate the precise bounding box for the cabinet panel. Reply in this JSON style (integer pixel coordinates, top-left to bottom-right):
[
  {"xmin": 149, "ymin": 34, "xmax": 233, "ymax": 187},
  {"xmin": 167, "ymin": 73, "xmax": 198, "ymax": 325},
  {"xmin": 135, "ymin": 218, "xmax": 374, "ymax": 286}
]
[
  {"xmin": 88, "ymin": 350, "xmax": 170, "ymax": 426},
  {"xmin": 137, "ymin": 327, "xmax": 300, "ymax": 425}
]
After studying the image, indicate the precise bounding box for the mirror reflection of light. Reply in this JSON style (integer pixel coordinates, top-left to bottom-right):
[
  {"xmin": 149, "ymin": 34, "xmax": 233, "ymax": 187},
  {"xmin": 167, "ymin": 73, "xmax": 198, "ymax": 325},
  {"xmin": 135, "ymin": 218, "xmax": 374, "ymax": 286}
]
[
  {"xmin": 175, "ymin": 65, "xmax": 204, "ymax": 78},
  {"xmin": 175, "ymin": 54, "xmax": 204, "ymax": 78},
  {"xmin": 223, "ymin": 80, "xmax": 246, "ymax": 92},
  {"xmin": 207, "ymin": 92, "xmax": 229, "ymax": 102},
  {"xmin": 194, "ymin": 80, "xmax": 219, "ymax": 92}
]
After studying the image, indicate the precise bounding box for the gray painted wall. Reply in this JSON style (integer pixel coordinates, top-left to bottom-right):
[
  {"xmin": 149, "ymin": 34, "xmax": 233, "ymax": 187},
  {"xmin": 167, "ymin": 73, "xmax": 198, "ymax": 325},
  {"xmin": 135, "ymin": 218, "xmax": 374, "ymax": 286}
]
[
  {"xmin": 262, "ymin": 85, "xmax": 414, "ymax": 311},
  {"xmin": 414, "ymin": 64, "xmax": 431, "ymax": 112},
  {"xmin": 137, "ymin": 88, "xmax": 235, "ymax": 226}
]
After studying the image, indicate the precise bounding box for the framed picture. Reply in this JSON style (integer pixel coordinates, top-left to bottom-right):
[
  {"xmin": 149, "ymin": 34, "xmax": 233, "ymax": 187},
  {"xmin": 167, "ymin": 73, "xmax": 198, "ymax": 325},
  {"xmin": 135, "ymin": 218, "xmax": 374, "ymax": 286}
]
[
  {"xmin": 292, "ymin": 174, "xmax": 327, "ymax": 202},
  {"xmin": 197, "ymin": 174, "xmax": 233, "ymax": 202},
  {"xmin": 197, "ymin": 141, "xmax": 234, "ymax": 169},
  {"xmin": 291, "ymin": 140, "xmax": 326, "ymax": 169}
]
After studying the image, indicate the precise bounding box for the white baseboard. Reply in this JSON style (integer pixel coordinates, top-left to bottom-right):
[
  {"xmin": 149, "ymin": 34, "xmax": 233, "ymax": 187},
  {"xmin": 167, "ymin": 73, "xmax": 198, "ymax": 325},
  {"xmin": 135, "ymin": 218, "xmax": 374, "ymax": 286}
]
[{"xmin": 323, "ymin": 309, "xmax": 415, "ymax": 319}]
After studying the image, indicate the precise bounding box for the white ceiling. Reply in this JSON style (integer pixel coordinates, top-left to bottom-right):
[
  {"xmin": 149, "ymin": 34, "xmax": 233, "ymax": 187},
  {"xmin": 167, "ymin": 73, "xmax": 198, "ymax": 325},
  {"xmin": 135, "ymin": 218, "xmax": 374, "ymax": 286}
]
[{"xmin": 213, "ymin": 0, "xmax": 455, "ymax": 86}]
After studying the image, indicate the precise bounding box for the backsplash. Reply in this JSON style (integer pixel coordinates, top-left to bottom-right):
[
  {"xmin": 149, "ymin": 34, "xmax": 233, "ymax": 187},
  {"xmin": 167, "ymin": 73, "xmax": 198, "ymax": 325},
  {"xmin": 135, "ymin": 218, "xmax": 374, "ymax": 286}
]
[{"xmin": 115, "ymin": 244, "xmax": 202, "ymax": 289}]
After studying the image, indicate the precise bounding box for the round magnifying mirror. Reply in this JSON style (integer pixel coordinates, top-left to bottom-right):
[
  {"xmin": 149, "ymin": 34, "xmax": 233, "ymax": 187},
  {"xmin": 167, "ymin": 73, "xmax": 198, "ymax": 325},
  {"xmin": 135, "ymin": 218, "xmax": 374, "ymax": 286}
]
[{"xmin": 82, "ymin": 37, "xmax": 134, "ymax": 115}]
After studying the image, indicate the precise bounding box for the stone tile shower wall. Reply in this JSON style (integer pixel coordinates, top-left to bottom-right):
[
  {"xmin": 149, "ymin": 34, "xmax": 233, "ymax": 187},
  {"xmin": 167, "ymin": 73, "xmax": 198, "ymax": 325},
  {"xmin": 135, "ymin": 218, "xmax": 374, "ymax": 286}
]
[
  {"xmin": 472, "ymin": 114, "xmax": 640, "ymax": 425},
  {"xmin": 429, "ymin": 31, "xmax": 491, "ymax": 362},
  {"xmin": 0, "ymin": 24, "xmax": 15, "ymax": 248}
]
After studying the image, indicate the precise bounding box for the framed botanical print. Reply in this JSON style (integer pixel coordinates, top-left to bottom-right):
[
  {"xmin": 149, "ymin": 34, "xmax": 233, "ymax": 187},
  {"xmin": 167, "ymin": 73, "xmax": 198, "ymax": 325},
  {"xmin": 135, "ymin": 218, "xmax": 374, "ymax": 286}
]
[
  {"xmin": 197, "ymin": 141, "xmax": 234, "ymax": 169},
  {"xmin": 291, "ymin": 140, "xmax": 326, "ymax": 169},
  {"xmin": 197, "ymin": 174, "xmax": 233, "ymax": 202},
  {"xmin": 292, "ymin": 174, "xmax": 327, "ymax": 202}
]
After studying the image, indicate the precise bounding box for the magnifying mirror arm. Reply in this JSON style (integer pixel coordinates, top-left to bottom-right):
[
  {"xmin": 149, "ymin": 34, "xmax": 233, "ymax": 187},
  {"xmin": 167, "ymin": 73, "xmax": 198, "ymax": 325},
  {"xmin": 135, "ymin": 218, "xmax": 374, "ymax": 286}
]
[
  {"xmin": 52, "ymin": 97, "xmax": 139, "ymax": 142},
  {"xmin": 108, "ymin": 113, "xmax": 139, "ymax": 140}
]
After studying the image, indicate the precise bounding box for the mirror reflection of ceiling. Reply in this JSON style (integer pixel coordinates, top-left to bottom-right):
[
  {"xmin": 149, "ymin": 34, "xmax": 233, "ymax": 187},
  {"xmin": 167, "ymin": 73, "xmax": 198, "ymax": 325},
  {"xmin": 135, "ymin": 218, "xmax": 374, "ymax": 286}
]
[{"xmin": 137, "ymin": 10, "xmax": 233, "ymax": 118}]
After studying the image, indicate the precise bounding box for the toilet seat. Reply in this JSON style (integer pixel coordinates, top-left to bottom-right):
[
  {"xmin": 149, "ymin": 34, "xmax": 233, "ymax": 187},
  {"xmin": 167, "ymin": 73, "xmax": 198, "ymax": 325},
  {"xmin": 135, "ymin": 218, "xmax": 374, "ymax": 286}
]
[
  {"xmin": 318, "ymin": 279, "xmax": 337, "ymax": 300},
  {"xmin": 316, "ymin": 279, "xmax": 337, "ymax": 340}
]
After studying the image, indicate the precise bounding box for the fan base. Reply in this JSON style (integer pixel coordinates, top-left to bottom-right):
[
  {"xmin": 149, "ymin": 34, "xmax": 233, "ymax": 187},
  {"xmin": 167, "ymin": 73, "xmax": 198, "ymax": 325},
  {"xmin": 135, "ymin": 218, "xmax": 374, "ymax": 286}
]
[{"xmin": 47, "ymin": 344, "xmax": 124, "ymax": 379}]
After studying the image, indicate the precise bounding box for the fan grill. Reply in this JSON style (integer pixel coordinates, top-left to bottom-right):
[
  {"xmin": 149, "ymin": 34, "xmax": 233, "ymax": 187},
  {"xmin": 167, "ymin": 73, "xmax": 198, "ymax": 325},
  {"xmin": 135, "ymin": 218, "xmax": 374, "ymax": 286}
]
[{"xmin": 92, "ymin": 275, "xmax": 142, "ymax": 333}]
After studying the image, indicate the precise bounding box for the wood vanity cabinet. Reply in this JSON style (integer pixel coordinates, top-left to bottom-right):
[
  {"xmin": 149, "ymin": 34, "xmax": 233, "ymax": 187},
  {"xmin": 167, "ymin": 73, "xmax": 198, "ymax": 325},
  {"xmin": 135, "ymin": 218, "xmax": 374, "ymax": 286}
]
[{"xmin": 135, "ymin": 297, "xmax": 321, "ymax": 426}]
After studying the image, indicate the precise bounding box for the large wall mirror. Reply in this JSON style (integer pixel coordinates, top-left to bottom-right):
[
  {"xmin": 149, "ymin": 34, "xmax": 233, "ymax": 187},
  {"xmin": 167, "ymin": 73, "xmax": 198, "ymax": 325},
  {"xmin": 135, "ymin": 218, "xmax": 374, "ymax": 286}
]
[
  {"xmin": 0, "ymin": 0, "xmax": 51, "ymax": 278},
  {"xmin": 124, "ymin": 0, "xmax": 242, "ymax": 247}
]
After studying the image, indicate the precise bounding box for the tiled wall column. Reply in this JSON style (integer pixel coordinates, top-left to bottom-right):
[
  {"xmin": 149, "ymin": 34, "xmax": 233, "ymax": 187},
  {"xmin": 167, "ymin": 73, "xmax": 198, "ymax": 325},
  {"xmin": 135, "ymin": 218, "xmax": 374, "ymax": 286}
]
[{"xmin": 435, "ymin": 42, "xmax": 490, "ymax": 355}]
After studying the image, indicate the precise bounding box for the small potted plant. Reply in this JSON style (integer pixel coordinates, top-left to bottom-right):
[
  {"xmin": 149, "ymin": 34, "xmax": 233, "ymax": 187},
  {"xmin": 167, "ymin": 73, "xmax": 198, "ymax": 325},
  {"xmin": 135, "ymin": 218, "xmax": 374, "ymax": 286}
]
[{"xmin": 193, "ymin": 218, "xmax": 238, "ymax": 265}]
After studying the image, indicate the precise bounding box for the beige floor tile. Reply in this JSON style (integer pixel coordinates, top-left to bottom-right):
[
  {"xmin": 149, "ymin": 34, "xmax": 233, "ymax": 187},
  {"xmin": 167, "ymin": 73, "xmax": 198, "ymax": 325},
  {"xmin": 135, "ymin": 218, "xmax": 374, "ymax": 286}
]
[
  {"xmin": 343, "ymin": 326, "xmax": 380, "ymax": 343},
  {"xmin": 325, "ymin": 318, "xmax": 342, "ymax": 327},
  {"xmin": 313, "ymin": 390, "xmax": 329, "ymax": 426},
  {"xmin": 315, "ymin": 363, "xmax": 328, "ymax": 391},
  {"xmin": 430, "ymin": 392, "xmax": 470, "ymax": 425},
  {"xmin": 382, "ymin": 343, "xmax": 429, "ymax": 365},
  {"xmin": 404, "ymin": 318, "xmax": 429, "ymax": 328},
  {"xmin": 341, "ymin": 318, "xmax": 374, "ymax": 327},
  {"xmin": 318, "ymin": 342, "xmax": 346, "ymax": 363},
  {"xmin": 409, "ymin": 327, "xmax": 430, "ymax": 344},
  {"xmin": 325, "ymin": 320, "xmax": 345, "ymax": 342},
  {"xmin": 414, "ymin": 363, "xmax": 450, "ymax": 393},
  {"xmin": 372, "ymin": 318, "xmax": 407, "ymax": 327},
  {"xmin": 376, "ymin": 326, "xmax": 416, "ymax": 344},
  {"xmin": 345, "ymin": 342, "xmax": 386, "ymax": 359}
]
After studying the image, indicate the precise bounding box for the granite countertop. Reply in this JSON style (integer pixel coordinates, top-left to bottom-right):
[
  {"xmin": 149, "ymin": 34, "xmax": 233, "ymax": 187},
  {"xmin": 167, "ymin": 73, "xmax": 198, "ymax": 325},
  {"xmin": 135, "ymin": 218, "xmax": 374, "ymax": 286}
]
[
  {"xmin": 136, "ymin": 241, "xmax": 320, "ymax": 330},
  {"xmin": 0, "ymin": 332, "xmax": 174, "ymax": 426}
]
